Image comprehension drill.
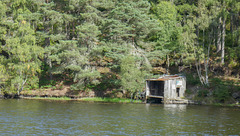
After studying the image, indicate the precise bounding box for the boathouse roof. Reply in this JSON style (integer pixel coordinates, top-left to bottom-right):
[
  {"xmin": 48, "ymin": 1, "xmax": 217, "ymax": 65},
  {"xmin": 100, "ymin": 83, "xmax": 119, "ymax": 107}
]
[{"xmin": 146, "ymin": 75, "xmax": 185, "ymax": 81}]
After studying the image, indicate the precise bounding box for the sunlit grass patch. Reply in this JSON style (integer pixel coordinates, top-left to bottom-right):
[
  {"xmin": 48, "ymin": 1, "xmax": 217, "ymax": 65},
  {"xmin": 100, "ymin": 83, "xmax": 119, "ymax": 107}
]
[
  {"xmin": 29, "ymin": 96, "xmax": 72, "ymax": 100},
  {"xmin": 24, "ymin": 96, "xmax": 143, "ymax": 103},
  {"xmin": 79, "ymin": 97, "xmax": 142, "ymax": 103}
]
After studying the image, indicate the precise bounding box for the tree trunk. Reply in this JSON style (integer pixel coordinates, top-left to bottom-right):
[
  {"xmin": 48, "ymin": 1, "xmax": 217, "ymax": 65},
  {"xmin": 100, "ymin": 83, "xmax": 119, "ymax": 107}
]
[
  {"xmin": 221, "ymin": 17, "xmax": 226, "ymax": 64},
  {"xmin": 167, "ymin": 54, "xmax": 169, "ymax": 74},
  {"xmin": 194, "ymin": 27, "xmax": 204, "ymax": 85},
  {"xmin": 205, "ymin": 29, "xmax": 212, "ymax": 86},
  {"xmin": 217, "ymin": 17, "xmax": 222, "ymax": 53},
  {"xmin": 236, "ymin": 15, "xmax": 240, "ymax": 47},
  {"xmin": 203, "ymin": 29, "xmax": 209, "ymax": 86},
  {"xmin": 72, "ymin": 22, "xmax": 75, "ymax": 38},
  {"xmin": 18, "ymin": 78, "xmax": 27, "ymax": 95},
  {"xmin": 65, "ymin": 22, "xmax": 68, "ymax": 36},
  {"xmin": 131, "ymin": 92, "xmax": 133, "ymax": 102},
  {"xmin": 213, "ymin": 25, "xmax": 216, "ymax": 47},
  {"xmin": 48, "ymin": 58, "xmax": 53, "ymax": 80},
  {"xmin": 230, "ymin": 13, "xmax": 234, "ymax": 47}
]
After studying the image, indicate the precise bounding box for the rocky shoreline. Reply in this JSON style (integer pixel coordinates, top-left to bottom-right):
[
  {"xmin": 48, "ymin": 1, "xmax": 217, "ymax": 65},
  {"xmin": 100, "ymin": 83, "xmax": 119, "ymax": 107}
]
[{"xmin": 1, "ymin": 85, "xmax": 239, "ymax": 107}]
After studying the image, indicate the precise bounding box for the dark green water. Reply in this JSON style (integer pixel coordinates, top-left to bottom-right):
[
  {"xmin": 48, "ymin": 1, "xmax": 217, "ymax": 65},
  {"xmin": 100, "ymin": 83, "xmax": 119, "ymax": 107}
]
[{"xmin": 0, "ymin": 99, "xmax": 239, "ymax": 135}]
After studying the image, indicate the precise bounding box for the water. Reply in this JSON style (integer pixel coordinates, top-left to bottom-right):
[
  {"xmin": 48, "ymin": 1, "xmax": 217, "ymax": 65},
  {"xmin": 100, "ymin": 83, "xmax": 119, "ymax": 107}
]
[{"xmin": 0, "ymin": 99, "xmax": 239, "ymax": 135}]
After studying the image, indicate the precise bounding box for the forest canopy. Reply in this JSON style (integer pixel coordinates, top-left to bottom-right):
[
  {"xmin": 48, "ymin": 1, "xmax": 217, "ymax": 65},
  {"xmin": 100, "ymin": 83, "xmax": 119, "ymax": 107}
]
[{"xmin": 0, "ymin": 0, "xmax": 240, "ymax": 97}]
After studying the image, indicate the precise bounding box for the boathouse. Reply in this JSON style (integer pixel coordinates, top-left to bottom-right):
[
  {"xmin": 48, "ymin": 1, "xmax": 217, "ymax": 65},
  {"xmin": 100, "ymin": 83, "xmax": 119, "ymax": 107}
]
[{"xmin": 146, "ymin": 75, "xmax": 186, "ymax": 103}]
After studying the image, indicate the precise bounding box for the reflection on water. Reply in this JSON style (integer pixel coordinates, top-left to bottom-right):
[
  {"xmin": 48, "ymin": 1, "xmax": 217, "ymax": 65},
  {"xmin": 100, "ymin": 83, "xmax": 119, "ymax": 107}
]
[
  {"xmin": 0, "ymin": 99, "xmax": 239, "ymax": 135},
  {"xmin": 164, "ymin": 104, "xmax": 186, "ymax": 112}
]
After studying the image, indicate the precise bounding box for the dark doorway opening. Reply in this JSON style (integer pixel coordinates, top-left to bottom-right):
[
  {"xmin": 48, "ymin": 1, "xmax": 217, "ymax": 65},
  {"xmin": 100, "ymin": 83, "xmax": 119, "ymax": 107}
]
[
  {"xmin": 176, "ymin": 88, "xmax": 180, "ymax": 97},
  {"xmin": 148, "ymin": 81, "xmax": 164, "ymax": 96}
]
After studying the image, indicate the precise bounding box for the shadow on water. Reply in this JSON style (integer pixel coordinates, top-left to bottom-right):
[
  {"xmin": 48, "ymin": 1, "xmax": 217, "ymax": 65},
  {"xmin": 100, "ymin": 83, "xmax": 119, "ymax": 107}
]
[{"xmin": 146, "ymin": 97, "xmax": 163, "ymax": 104}]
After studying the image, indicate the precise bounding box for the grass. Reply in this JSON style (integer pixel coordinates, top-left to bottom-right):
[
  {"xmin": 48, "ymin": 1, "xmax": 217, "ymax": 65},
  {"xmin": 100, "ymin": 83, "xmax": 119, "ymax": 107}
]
[
  {"xmin": 23, "ymin": 96, "xmax": 143, "ymax": 103},
  {"xmin": 209, "ymin": 103, "xmax": 240, "ymax": 107},
  {"xmin": 79, "ymin": 97, "xmax": 143, "ymax": 103},
  {"xmin": 26, "ymin": 96, "xmax": 72, "ymax": 100}
]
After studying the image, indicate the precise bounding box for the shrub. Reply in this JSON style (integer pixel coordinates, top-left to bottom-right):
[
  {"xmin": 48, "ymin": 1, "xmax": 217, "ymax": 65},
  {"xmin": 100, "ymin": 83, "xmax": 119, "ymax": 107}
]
[
  {"xmin": 198, "ymin": 89, "xmax": 209, "ymax": 97},
  {"xmin": 213, "ymin": 86, "xmax": 230, "ymax": 103},
  {"xmin": 186, "ymin": 74, "xmax": 200, "ymax": 85},
  {"xmin": 185, "ymin": 89, "xmax": 192, "ymax": 95}
]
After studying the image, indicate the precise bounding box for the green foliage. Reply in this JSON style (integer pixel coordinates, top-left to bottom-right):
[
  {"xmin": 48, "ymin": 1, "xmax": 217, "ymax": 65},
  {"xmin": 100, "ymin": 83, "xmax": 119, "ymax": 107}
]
[
  {"xmin": 152, "ymin": 1, "xmax": 180, "ymax": 48},
  {"xmin": 72, "ymin": 69, "xmax": 101, "ymax": 90},
  {"xmin": 0, "ymin": 0, "xmax": 43, "ymax": 95},
  {"xmin": 40, "ymin": 85, "xmax": 53, "ymax": 89},
  {"xmin": 26, "ymin": 76, "xmax": 39, "ymax": 90},
  {"xmin": 210, "ymin": 78, "xmax": 223, "ymax": 85},
  {"xmin": 0, "ymin": 0, "xmax": 240, "ymax": 101},
  {"xmin": 186, "ymin": 74, "xmax": 201, "ymax": 85},
  {"xmin": 198, "ymin": 89, "xmax": 209, "ymax": 97},
  {"xmin": 213, "ymin": 87, "xmax": 230, "ymax": 103},
  {"xmin": 120, "ymin": 55, "xmax": 145, "ymax": 95},
  {"xmin": 185, "ymin": 89, "xmax": 192, "ymax": 95},
  {"xmin": 95, "ymin": 73, "xmax": 121, "ymax": 92},
  {"xmin": 80, "ymin": 97, "xmax": 142, "ymax": 103},
  {"xmin": 210, "ymin": 78, "xmax": 238, "ymax": 103},
  {"xmin": 32, "ymin": 96, "xmax": 72, "ymax": 100}
]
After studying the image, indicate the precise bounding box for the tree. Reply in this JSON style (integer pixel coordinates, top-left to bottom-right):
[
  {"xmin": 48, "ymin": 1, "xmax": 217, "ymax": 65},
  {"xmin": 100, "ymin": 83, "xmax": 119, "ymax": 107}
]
[
  {"xmin": 151, "ymin": 1, "xmax": 181, "ymax": 72},
  {"xmin": 120, "ymin": 55, "xmax": 145, "ymax": 100},
  {"xmin": 0, "ymin": 0, "xmax": 43, "ymax": 95}
]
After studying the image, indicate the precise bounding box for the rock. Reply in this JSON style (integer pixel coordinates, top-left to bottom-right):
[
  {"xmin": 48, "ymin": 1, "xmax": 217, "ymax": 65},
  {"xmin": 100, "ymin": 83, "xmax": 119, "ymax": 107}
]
[{"xmin": 232, "ymin": 92, "xmax": 240, "ymax": 99}]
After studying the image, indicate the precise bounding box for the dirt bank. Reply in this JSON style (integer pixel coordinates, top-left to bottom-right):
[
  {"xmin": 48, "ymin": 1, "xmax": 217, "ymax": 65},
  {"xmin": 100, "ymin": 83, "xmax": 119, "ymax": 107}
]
[{"xmin": 20, "ymin": 85, "xmax": 125, "ymax": 99}]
